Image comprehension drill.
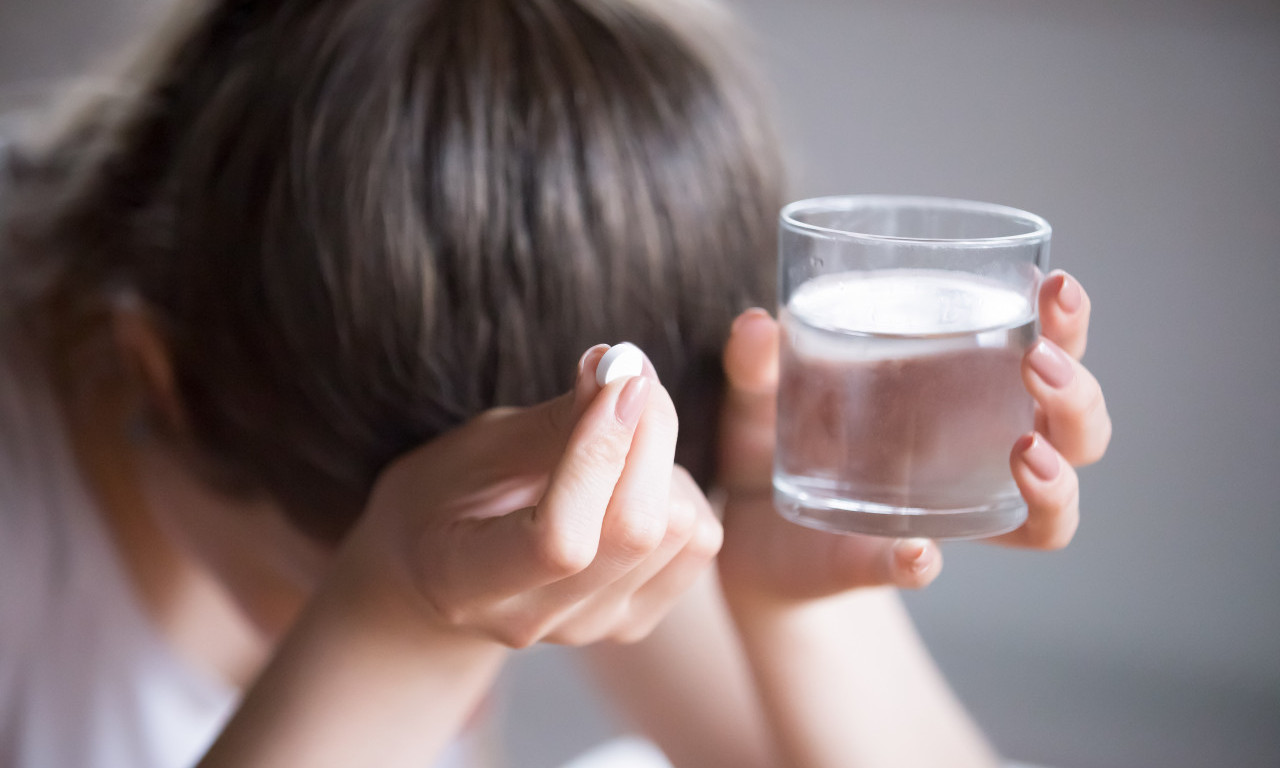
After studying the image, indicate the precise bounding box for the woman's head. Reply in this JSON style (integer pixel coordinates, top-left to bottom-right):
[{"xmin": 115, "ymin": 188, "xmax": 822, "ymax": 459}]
[{"xmin": 5, "ymin": 0, "xmax": 783, "ymax": 543}]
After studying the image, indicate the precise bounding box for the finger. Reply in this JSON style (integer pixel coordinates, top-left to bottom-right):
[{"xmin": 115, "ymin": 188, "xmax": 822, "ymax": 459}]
[
  {"xmin": 548, "ymin": 467, "xmax": 716, "ymax": 644},
  {"xmin": 1023, "ymin": 337, "xmax": 1112, "ymax": 467},
  {"xmin": 406, "ymin": 344, "xmax": 611, "ymax": 609},
  {"xmin": 722, "ymin": 496, "xmax": 943, "ymax": 598},
  {"xmin": 443, "ymin": 364, "xmax": 650, "ymax": 604},
  {"xmin": 534, "ymin": 371, "xmax": 651, "ymax": 568},
  {"xmin": 606, "ymin": 491, "xmax": 724, "ymax": 644},
  {"xmin": 1038, "ymin": 270, "xmax": 1091, "ymax": 360},
  {"xmin": 539, "ymin": 373, "xmax": 681, "ymax": 606},
  {"xmin": 593, "ymin": 376, "xmax": 681, "ymax": 569},
  {"xmin": 822, "ymin": 535, "xmax": 944, "ymax": 592},
  {"xmin": 990, "ymin": 432, "xmax": 1080, "ymax": 550},
  {"xmin": 719, "ymin": 308, "xmax": 780, "ymax": 496}
]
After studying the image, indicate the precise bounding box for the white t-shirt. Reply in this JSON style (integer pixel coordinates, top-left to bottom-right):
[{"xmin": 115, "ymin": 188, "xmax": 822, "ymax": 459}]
[
  {"xmin": 0, "ymin": 333, "xmax": 237, "ymax": 767},
  {"xmin": 0, "ymin": 333, "xmax": 475, "ymax": 767}
]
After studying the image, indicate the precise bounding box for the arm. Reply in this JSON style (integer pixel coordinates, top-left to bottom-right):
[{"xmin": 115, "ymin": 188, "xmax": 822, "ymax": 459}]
[
  {"xmin": 582, "ymin": 544, "xmax": 993, "ymax": 768},
  {"xmin": 723, "ymin": 587, "xmax": 994, "ymax": 768},
  {"xmin": 199, "ymin": 345, "xmax": 723, "ymax": 767},
  {"xmin": 724, "ymin": 272, "xmax": 1107, "ymax": 767},
  {"xmin": 591, "ymin": 271, "xmax": 1109, "ymax": 768},
  {"xmin": 199, "ymin": 564, "xmax": 504, "ymax": 767},
  {"xmin": 582, "ymin": 569, "xmax": 780, "ymax": 768}
]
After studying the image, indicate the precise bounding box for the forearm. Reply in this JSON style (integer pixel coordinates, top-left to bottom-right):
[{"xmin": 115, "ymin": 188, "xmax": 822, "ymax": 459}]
[
  {"xmin": 198, "ymin": 566, "xmax": 506, "ymax": 768},
  {"xmin": 724, "ymin": 586, "xmax": 998, "ymax": 768},
  {"xmin": 582, "ymin": 571, "xmax": 781, "ymax": 768}
]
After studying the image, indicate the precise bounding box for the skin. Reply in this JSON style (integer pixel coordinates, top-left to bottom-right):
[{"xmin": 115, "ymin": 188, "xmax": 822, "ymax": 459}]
[
  {"xmin": 68, "ymin": 269, "xmax": 1110, "ymax": 767},
  {"xmin": 581, "ymin": 270, "xmax": 1109, "ymax": 768}
]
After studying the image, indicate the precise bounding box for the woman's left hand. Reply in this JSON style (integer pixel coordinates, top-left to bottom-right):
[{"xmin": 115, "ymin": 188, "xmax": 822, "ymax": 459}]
[{"xmin": 715, "ymin": 270, "xmax": 1112, "ymax": 604}]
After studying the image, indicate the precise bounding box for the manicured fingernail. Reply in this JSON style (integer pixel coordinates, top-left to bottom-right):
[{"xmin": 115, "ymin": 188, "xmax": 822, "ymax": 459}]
[
  {"xmin": 731, "ymin": 307, "xmax": 771, "ymax": 335},
  {"xmin": 615, "ymin": 375, "xmax": 650, "ymax": 427},
  {"xmin": 1051, "ymin": 271, "xmax": 1082, "ymax": 313},
  {"xmin": 1029, "ymin": 339, "xmax": 1074, "ymax": 389},
  {"xmin": 1017, "ymin": 433, "xmax": 1060, "ymax": 481},
  {"xmin": 894, "ymin": 538, "xmax": 932, "ymax": 574}
]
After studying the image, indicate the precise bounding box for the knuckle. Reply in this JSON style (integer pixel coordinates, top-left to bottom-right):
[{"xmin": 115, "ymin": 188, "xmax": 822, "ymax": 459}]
[
  {"xmin": 494, "ymin": 625, "xmax": 540, "ymax": 650},
  {"xmin": 545, "ymin": 625, "xmax": 593, "ymax": 647},
  {"xmin": 664, "ymin": 496, "xmax": 698, "ymax": 544},
  {"xmin": 424, "ymin": 593, "xmax": 471, "ymax": 629},
  {"xmin": 1028, "ymin": 487, "xmax": 1080, "ymax": 550},
  {"xmin": 1083, "ymin": 399, "xmax": 1113, "ymax": 462},
  {"xmin": 1077, "ymin": 426, "xmax": 1112, "ymax": 467},
  {"xmin": 690, "ymin": 514, "xmax": 725, "ymax": 559},
  {"xmin": 666, "ymin": 466, "xmax": 713, "ymax": 545},
  {"xmin": 534, "ymin": 528, "xmax": 596, "ymax": 576},
  {"xmin": 429, "ymin": 597, "xmax": 468, "ymax": 630},
  {"xmin": 1079, "ymin": 377, "xmax": 1107, "ymax": 422},
  {"xmin": 610, "ymin": 610, "xmax": 656, "ymax": 645},
  {"xmin": 485, "ymin": 612, "xmax": 538, "ymax": 648},
  {"xmin": 1065, "ymin": 380, "xmax": 1110, "ymax": 466},
  {"xmin": 610, "ymin": 509, "xmax": 666, "ymax": 558},
  {"xmin": 611, "ymin": 623, "xmax": 655, "ymax": 645},
  {"xmin": 576, "ymin": 433, "xmax": 630, "ymax": 475}
]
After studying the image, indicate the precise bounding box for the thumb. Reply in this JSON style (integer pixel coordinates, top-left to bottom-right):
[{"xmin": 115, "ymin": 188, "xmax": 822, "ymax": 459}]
[{"xmin": 719, "ymin": 309, "xmax": 780, "ymax": 496}]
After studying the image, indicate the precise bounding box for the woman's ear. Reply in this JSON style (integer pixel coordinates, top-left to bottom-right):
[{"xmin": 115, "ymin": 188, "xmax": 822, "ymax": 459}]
[{"xmin": 110, "ymin": 306, "xmax": 188, "ymax": 435}]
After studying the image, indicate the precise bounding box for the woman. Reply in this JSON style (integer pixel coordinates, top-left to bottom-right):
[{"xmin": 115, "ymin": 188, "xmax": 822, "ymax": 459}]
[{"xmin": 0, "ymin": 0, "xmax": 1111, "ymax": 766}]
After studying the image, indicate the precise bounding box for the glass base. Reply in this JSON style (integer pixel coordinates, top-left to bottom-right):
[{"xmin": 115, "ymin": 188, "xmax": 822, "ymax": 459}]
[{"xmin": 774, "ymin": 483, "xmax": 1027, "ymax": 540}]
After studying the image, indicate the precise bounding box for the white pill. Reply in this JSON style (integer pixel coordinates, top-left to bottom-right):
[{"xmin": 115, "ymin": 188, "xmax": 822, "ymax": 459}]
[{"xmin": 596, "ymin": 342, "xmax": 645, "ymax": 386}]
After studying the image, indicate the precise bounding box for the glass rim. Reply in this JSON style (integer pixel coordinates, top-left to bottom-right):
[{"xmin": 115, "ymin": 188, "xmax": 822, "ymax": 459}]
[{"xmin": 780, "ymin": 194, "xmax": 1052, "ymax": 247}]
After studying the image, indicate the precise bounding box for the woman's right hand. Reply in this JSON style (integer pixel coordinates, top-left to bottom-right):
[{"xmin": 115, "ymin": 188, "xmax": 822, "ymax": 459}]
[{"xmin": 336, "ymin": 345, "xmax": 723, "ymax": 649}]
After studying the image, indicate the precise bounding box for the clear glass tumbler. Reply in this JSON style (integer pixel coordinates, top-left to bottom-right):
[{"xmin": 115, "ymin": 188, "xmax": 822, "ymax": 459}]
[{"xmin": 773, "ymin": 195, "xmax": 1051, "ymax": 539}]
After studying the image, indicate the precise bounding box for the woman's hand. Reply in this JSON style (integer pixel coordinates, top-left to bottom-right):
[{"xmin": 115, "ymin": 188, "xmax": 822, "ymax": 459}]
[
  {"xmin": 715, "ymin": 270, "xmax": 1111, "ymax": 603},
  {"xmin": 991, "ymin": 270, "xmax": 1110, "ymax": 549},
  {"xmin": 337, "ymin": 345, "xmax": 723, "ymax": 648},
  {"xmin": 204, "ymin": 348, "xmax": 723, "ymax": 766}
]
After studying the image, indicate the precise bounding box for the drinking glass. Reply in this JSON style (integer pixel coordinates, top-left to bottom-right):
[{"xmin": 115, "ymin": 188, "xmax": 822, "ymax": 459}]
[{"xmin": 773, "ymin": 195, "xmax": 1051, "ymax": 539}]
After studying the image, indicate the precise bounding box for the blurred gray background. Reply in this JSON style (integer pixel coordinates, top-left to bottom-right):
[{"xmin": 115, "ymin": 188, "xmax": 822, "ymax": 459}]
[{"xmin": 3, "ymin": 0, "xmax": 1277, "ymax": 766}]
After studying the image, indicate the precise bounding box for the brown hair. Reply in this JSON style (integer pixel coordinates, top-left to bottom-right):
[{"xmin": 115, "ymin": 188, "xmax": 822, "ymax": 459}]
[{"xmin": 3, "ymin": 0, "xmax": 783, "ymax": 543}]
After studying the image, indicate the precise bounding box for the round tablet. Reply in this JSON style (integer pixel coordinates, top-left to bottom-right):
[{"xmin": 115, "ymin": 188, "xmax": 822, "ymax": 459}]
[{"xmin": 596, "ymin": 342, "xmax": 645, "ymax": 386}]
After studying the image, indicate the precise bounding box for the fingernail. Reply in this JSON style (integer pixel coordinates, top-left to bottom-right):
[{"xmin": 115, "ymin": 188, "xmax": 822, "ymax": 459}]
[
  {"xmin": 1017, "ymin": 433, "xmax": 1060, "ymax": 481},
  {"xmin": 1051, "ymin": 271, "xmax": 1082, "ymax": 313},
  {"xmin": 615, "ymin": 375, "xmax": 650, "ymax": 427},
  {"xmin": 1029, "ymin": 339, "xmax": 1074, "ymax": 389},
  {"xmin": 578, "ymin": 344, "xmax": 610, "ymax": 375},
  {"xmin": 731, "ymin": 307, "xmax": 770, "ymax": 336},
  {"xmin": 894, "ymin": 538, "xmax": 932, "ymax": 574}
]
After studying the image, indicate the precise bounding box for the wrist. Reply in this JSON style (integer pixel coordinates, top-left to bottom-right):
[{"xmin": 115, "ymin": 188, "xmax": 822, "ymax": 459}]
[
  {"xmin": 200, "ymin": 529, "xmax": 507, "ymax": 767},
  {"xmin": 719, "ymin": 562, "xmax": 901, "ymax": 627},
  {"xmin": 324, "ymin": 528, "xmax": 500, "ymax": 652}
]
